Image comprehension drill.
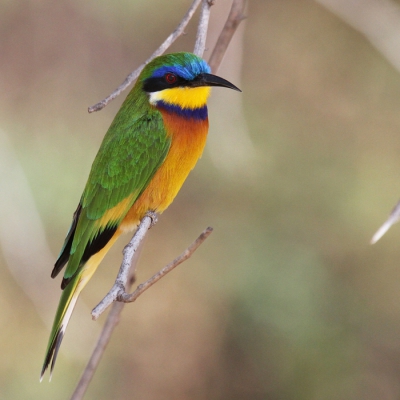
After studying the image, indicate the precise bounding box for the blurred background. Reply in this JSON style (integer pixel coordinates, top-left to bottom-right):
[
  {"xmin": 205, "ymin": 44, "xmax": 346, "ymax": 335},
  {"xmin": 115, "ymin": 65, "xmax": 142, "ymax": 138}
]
[{"xmin": 2, "ymin": 0, "xmax": 400, "ymax": 398}]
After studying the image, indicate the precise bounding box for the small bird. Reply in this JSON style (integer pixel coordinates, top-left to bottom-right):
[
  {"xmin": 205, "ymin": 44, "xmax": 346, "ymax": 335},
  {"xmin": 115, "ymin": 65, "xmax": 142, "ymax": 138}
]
[{"xmin": 40, "ymin": 52, "xmax": 240, "ymax": 380}]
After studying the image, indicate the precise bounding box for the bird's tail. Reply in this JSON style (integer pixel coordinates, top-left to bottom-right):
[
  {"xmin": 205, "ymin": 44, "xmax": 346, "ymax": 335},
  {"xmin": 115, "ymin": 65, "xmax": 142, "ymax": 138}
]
[
  {"xmin": 40, "ymin": 271, "xmax": 84, "ymax": 381},
  {"xmin": 40, "ymin": 231, "xmax": 121, "ymax": 381}
]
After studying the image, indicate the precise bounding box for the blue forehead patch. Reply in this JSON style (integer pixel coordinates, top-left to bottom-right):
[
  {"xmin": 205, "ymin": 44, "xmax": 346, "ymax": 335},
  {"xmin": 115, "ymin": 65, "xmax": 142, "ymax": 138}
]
[{"xmin": 151, "ymin": 55, "xmax": 211, "ymax": 81}]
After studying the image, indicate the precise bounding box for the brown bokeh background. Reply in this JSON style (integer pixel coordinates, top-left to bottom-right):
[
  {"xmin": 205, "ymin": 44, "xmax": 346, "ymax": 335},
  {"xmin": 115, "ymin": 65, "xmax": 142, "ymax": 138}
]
[{"xmin": 2, "ymin": 0, "xmax": 400, "ymax": 399}]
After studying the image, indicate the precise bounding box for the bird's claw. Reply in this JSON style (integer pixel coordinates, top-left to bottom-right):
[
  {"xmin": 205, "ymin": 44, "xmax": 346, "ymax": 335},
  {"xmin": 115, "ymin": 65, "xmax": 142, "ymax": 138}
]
[{"xmin": 145, "ymin": 211, "xmax": 158, "ymax": 227}]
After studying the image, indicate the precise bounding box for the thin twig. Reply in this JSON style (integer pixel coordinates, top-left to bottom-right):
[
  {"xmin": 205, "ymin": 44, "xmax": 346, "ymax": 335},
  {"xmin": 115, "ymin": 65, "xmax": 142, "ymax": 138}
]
[
  {"xmin": 193, "ymin": 0, "xmax": 214, "ymax": 57},
  {"xmin": 91, "ymin": 213, "xmax": 156, "ymax": 320},
  {"xmin": 88, "ymin": 0, "xmax": 202, "ymax": 113},
  {"xmin": 70, "ymin": 242, "xmax": 143, "ymax": 400},
  {"xmin": 119, "ymin": 227, "xmax": 213, "ymax": 303},
  {"xmin": 208, "ymin": 0, "xmax": 247, "ymax": 72},
  {"xmin": 70, "ymin": 302, "xmax": 124, "ymax": 400},
  {"xmin": 71, "ymin": 244, "xmax": 144, "ymax": 400},
  {"xmin": 371, "ymin": 199, "xmax": 400, "ymax": 243}
]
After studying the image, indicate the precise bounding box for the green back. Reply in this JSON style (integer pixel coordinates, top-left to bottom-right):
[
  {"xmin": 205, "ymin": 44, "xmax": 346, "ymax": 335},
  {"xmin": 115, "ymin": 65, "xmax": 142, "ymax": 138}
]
[{"xmin": 63, "ymin": 80, "xmax": 171, "ymax": 281}]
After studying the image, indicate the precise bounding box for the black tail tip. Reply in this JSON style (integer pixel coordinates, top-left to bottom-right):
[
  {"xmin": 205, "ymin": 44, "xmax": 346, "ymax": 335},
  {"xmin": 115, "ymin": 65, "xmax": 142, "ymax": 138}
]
[{"xmin": 40, "ymin": 328, "xmax": 64, "ymax": 382}]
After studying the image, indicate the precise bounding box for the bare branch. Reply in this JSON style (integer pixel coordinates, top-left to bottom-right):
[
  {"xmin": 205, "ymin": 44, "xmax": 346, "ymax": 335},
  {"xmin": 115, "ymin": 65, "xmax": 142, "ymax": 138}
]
[
  {"xmin": 371, "ymin": 199, "xmax": 400, "ymax": 244},
  {"xmin": 71, "ymin": 228, "xmax": 212, "ymax": 400},
  {"xmin": 70, "ymin": 301, "xmax": 125, "ymax": 400},
  {"xmin": 91, "ymin": 212, "xmax": 157, "ymax": 320},
  {"xmin": 193, "ymin": 0, "xmax": 214, "ymax": 57},
  {"xmin": 88, "ymin": 0, "xmax": 202, "ymax": 113},
  {"xmin": 92, "ymin": 225, "xmax": 212, "ymax": 320},
  {"xmin": 119, "ymin": 227, "xmax": 213, "ymax": 303},
  {"xmin": 208, "ymin": 0, "xmax": 247, "ymax": 73}
]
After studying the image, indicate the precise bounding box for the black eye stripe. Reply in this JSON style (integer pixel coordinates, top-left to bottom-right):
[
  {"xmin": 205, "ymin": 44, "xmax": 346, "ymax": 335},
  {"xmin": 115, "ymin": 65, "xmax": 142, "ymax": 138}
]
[{"xmin": 143, "ymin": 75, "xmax": 187, "ymax": 92}]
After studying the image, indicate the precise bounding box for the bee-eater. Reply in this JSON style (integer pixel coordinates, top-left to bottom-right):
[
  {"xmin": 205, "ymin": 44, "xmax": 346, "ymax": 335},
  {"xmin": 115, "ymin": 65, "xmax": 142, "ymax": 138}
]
[{"xmin": 40, "ymin": 52, "xmax": 240, "ymax": 380}]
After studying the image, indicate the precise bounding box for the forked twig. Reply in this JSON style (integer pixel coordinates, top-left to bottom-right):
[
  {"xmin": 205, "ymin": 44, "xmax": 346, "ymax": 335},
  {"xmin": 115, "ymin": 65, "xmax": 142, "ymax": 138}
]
[
  {"xmin": 71, "ymin": 228, "xmax": 212, "ymax": 400},
  {"xmin": 91, "ymin": 223, "xmax": 213, "ymax": 319},
  {"xmin": 118, "ymin": 227, "xmax": 213, "ymax": 303},
  {"xmin": 91, "ymin": 212, "xmax": 156, "ymax": 320},
  {"xmin": 88, "ymin": 0, "xmax": 203, "ymax": 113}
]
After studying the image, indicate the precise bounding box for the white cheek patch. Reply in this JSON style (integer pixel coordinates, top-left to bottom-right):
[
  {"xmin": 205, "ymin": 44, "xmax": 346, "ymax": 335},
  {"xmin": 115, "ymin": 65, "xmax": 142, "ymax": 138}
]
[{"xmin": 149, "ymin": 91, "xmax": 163, "ymax": 106}]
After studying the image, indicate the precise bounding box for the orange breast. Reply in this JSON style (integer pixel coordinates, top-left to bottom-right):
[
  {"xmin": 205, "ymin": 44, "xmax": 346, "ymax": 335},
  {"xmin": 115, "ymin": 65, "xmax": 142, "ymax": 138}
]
[{"xmin": 120, "ymin": 112, "xmax": 209, "ymax": 232}]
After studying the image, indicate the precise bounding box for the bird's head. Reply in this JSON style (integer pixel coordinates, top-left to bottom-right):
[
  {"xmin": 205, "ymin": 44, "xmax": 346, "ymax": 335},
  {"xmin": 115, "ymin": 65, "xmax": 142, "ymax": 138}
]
[{"xmin": 139, "ymin": 52, "xmax": 241, "ymax": 110}]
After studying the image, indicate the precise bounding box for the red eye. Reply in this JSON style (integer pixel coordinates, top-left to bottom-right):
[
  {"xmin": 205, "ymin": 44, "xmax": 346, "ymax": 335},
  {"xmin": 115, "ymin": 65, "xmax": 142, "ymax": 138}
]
[{"xmin": 165, "ymin": 73, "xmax": 177, "ymax": 84}]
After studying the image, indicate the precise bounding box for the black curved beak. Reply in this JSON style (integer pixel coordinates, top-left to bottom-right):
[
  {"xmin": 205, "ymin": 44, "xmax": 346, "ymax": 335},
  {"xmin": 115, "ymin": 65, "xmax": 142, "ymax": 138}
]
[{"xmin": 192, "ymin": 73, "xmax": 241, "ymax": 92}]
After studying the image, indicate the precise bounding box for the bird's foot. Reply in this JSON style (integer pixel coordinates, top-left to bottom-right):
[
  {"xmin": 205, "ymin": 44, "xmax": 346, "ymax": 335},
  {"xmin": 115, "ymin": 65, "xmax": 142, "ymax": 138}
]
[{"xmin": 145, "ymin": 211, "xmax": 158, "ymax": 228}]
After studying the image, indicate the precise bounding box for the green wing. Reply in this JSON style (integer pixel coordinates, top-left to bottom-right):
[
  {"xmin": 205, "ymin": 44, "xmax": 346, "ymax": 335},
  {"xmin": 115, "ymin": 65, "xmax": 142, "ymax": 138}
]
[{"xmin": 52, "ymin": 106, "xmax": 170, "ymax": 287}]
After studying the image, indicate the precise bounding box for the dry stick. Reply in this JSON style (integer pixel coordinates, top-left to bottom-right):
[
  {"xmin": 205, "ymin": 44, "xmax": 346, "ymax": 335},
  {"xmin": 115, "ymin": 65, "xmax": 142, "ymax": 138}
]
[
  {"xmin": 193, "ymin": 0, "xmax": 214, "ymax": 57},
  {"xmin": 91, "ymin": 213, "xmax": 155, "ymax": 320},
  {"xmin": 208, "ymin": 0, "xmax": 247, "ymax": 73},
  {"xmin": 88, "ymin": 0, "xmax": 202, "ymax": 113},
  {"xmin": 70, "ymin": 295, "xmax": 127, "ymax": 400},
  {"xmin": 70, "ymin": 243, "xmax": 144, "ymax": 400},
  {"xmin": 371, "ymin": 199, "xmax": 400, "ymax": 244},
  {"xmin": 118, "ymin": 227, "xmax": 213, "ymax": 303},
  {"xmin": 71, "ymin": 228, "xmax": 212, "ymax": 400}
]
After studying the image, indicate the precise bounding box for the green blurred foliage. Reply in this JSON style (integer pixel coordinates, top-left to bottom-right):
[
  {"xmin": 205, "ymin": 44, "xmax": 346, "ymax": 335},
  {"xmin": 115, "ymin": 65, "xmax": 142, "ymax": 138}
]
[{"xmin": 2, "ymin": 0, "xmax": 400, "ymax": 399}]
